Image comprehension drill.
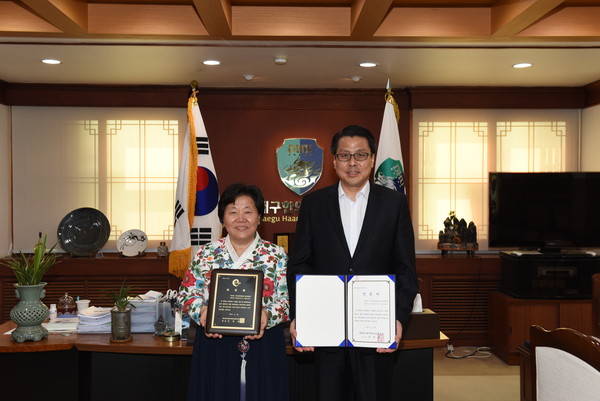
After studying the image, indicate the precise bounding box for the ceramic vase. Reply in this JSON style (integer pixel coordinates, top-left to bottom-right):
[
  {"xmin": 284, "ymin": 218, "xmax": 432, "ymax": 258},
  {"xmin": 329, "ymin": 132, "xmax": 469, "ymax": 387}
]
[
  {"xmin": 110, "ymin": 309, "xmax": 132, "ymax": 342},
  {"xmin": 10, "ymin": 282, "xmax": 49, "ymax": 342},
  {"xmin": 157, "ymin": 241, "xmax": 169, "ymax": 258}
]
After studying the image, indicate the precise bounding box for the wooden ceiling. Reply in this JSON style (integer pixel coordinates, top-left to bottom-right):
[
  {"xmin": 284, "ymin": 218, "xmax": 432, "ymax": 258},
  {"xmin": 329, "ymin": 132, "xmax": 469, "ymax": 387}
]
[{"xmin": 2, "ymin": 0, "xmax": 600, "ymax": 42}]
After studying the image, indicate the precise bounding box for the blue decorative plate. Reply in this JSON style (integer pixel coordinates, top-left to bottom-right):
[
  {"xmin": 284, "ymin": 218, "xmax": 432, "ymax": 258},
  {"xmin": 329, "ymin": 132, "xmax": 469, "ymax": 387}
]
[{"xmin": 57, "ymin": 208, "xmax": 111, "ymax": 256}]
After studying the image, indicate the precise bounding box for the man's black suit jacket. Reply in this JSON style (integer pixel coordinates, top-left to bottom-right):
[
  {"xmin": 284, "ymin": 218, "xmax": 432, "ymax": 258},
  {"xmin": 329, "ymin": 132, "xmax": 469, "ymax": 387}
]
[{"xmin": 288, "ymin": 182, "xmax": 418, "ymax": 328}]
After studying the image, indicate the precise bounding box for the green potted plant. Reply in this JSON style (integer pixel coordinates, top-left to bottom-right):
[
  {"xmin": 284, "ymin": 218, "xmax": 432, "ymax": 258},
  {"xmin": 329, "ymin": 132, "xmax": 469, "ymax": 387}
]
[
  {"xmin": 106, "ymin": 280, "xmax": 136, "ymax": 342},
  {"xmin": 0, "ymin": 233, "xmax": 59, "ymax": 342}
]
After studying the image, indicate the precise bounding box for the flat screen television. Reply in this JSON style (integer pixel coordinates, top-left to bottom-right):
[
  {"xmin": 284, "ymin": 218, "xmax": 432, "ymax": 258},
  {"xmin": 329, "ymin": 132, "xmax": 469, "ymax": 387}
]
[{"xmin": 489, "ymin": 172, "xmax": 600, "ymax": 251}]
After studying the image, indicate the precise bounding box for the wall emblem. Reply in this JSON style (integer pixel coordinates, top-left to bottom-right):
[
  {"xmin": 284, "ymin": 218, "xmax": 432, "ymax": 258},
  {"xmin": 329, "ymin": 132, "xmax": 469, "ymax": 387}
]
[{"xmin": 276, "ymin": 138, "xmax": 323, "ymax": 196}]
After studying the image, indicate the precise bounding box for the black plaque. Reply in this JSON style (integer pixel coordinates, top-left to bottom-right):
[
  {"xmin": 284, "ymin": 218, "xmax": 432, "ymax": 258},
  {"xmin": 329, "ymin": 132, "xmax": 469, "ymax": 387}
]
[{"xmin": 206, "ymin": 269, "xmax": 264, "ymax": 336}]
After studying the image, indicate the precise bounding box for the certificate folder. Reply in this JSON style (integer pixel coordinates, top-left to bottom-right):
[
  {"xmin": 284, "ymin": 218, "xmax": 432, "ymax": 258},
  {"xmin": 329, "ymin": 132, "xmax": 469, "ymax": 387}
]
[{"xmin": 295, "ymin": 274, "xmax": 396, "ymax": 349}]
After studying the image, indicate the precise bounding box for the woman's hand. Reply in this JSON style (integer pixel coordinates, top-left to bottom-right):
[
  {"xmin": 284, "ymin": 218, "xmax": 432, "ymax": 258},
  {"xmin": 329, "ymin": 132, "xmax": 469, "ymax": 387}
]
[
  {"xmin": 200, "ymin": 305, "xmax": 223, "ymax": 339},
  {"xmin": 244, "ymin": 309, "xmax": 268, "ymax": 341}
]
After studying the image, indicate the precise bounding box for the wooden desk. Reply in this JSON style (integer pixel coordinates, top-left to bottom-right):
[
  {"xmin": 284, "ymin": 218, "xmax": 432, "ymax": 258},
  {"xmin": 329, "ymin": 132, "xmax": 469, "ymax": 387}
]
[
  {"xmin": 1, "ymin": 321, "xmax": 448, "ymax": 401},
  {"xmin": 0, "ymin": 320, "xmax": 192, "ymax": 355},
  {"xmin": 1, "ymin": 321, "xmax": 448, "ymax": 355},
  {"xmin": 1, "ymin": 321, "xmax": 192, "ymax": 401}
]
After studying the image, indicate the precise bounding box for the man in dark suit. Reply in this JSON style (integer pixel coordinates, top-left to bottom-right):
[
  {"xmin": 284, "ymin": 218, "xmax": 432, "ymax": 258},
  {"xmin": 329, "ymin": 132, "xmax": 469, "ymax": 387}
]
[{"xmin": 288, "ymin": 125, "xmax": 418, "ymax": 401}]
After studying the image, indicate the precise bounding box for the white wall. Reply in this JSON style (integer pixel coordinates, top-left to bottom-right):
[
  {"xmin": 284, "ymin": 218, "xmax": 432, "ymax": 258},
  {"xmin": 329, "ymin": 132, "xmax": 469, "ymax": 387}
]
[
  {"xmin": 0, "ymin": 105, "xmax": 11, "ymax": 255},
  {"xmin": 581, "ymin": 104, "xmax": 600, "ymax": 171}
]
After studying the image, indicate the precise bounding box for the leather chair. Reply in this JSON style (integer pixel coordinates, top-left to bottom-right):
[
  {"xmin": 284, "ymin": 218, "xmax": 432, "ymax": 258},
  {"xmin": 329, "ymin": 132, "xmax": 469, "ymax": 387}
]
[{"xmin": 530, "ymin": 325, "xmax": 600, "ymax": 401}]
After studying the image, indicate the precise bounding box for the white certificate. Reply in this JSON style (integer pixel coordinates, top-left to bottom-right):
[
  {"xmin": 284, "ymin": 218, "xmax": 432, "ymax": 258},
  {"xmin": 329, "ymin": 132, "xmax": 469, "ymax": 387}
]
[
  {"xmin": 347, "ymin": 275, "xmax": 396, "ymax": 348},
  {"xmin": 295, "ymin": 275, "xmax": 346, "ymax": 347},
  {"xmin": 295, "ymin": 274, "xmax": 396, "ymax": 348}
]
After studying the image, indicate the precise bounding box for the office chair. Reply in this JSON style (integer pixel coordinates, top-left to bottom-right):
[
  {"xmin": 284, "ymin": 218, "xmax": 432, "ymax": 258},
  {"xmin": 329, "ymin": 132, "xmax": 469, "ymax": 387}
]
[{"xmin": 530, "ymin": 325, "xmax": 600, "ymax": 401}]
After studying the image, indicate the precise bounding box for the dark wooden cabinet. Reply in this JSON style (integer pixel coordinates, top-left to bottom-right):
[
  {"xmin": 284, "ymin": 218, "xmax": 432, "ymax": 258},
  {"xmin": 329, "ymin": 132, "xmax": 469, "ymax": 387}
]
[
  {"xmin": 499, "ymin": 252, "xmax": 600, "ymax": 299},
  {"xmin": 416, "ymin": 255, "xmax": 501, "ymax": 346},
  {"xmin": 488, "ymin": 291, "xmax": 592, "ymax": 365}
]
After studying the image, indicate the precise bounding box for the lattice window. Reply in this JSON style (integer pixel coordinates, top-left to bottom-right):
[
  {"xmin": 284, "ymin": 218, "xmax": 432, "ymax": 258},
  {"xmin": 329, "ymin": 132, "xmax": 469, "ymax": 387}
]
[
  {"xmin": 496, "ymin": 121, "xmax": 566, "ymax": 172},
  {"xmin": 416, "ymin": 121, "xmax": 488, "ymax": 243},
  {"xmin": 104, "ymin": 119, "xmax": 179, "ymax": 246}
]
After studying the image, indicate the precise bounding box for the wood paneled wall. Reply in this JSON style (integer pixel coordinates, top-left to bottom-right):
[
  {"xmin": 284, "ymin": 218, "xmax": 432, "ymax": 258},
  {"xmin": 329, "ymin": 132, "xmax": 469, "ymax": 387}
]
[{"xmin": 2, "ymin": 83, "xmax": 599, "ymax": 108}]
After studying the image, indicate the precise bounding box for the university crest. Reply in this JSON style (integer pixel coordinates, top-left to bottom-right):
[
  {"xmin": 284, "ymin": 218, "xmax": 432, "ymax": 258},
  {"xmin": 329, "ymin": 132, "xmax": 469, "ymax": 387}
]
[
  {"xmin": 276, "ymin": 138, "xmax": 323, "ymax": 196},
  {"xmin": 374, "ymin": 158, "xmax": 405, "ymax": 192}
]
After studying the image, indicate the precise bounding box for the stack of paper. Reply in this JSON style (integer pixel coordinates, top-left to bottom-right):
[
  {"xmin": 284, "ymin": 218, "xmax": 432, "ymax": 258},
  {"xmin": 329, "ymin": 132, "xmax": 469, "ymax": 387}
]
[
  {"xmin": 130, "ymin": 294, "xmax": 160, "ymax": 333},
  {"xmin": 78, "ymin": 306, "xmax": 112, "ymax": 333},
  {"xmin": 43, "ymin": 317, "xmax": 79, "ymax": 334}
]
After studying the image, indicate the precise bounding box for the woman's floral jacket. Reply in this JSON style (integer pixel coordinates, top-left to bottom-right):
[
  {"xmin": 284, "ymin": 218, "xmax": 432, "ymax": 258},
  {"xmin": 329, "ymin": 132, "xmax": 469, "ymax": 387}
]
[{"xmin": 178, "ymin": 237, "xmax": 289, "ymax": 329}]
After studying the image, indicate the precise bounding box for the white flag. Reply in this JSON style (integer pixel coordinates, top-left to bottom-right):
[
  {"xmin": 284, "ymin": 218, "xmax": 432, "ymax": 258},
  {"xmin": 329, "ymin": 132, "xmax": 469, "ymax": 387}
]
[
  {"xmin": 169, "ymin": 91, "xmax": 221, "ymax": 278},
  {"xmin": 374, "ymin": 92, "xmax": 405, "ymax": 194}
]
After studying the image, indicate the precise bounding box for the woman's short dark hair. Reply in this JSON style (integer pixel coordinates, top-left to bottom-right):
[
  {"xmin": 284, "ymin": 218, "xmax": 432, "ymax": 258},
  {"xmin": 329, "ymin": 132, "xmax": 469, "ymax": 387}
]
[
  {"xmin": 330, "ymin": 125, "xmax": 377, "ymax": 155},
  {"xmin": 217, "ymin": 183, "xmax": 264, "ymax": 223}
]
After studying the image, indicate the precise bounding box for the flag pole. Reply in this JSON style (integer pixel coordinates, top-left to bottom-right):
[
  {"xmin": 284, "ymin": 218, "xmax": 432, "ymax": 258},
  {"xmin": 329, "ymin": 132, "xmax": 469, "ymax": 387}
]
[
  {"xmin": 169, "ymin": 81, "xmax": 200, "ymax": 278},
  {"xmin": 169, "ymin": 80, "xmax": 221, "ymax": 278}
]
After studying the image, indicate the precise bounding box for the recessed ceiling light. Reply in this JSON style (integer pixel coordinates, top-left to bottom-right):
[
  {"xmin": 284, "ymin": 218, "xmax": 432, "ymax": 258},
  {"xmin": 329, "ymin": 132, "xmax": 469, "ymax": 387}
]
[
  {"xmin": 513, "ymin": 62, "xmax": 532, "ymax": 69},
  {"xmin": 41, "ymin": 59, "xmax": 62, "ymax": 65},
  {"xmin": 274, "ymin": 56, "xmax": 287, "ymax": 65},
  {"xmin": 359, "ymin": 62, "xmax": 377, "ymax": 68},
  {"xmin": 203, "ymin": 60, "xmax": 221, "ymax": 66},
  {"xmin": 243, "ymin": 74, "xmax": 255, "ymax": 81},
  {"xmin": 350, "ymin": 76, "xmax": 362, "ymax": 83}
]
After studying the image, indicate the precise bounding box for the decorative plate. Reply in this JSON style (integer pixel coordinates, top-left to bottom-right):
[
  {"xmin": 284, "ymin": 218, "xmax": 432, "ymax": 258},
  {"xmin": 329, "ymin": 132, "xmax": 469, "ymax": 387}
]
[
  {"xmin": 57, "ymin": 208, "xmax": 111, "ymax": 256},
  {"xmin": 117, "ymin": 229, "xmax": 148, "ymax": 257}
]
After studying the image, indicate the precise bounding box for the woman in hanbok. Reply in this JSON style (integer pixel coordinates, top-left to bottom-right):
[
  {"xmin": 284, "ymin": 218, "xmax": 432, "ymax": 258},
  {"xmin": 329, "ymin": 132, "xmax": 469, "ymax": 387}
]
[{"xmin": 178, "ymin": 183, "xmax": 289, "ymax": 401}]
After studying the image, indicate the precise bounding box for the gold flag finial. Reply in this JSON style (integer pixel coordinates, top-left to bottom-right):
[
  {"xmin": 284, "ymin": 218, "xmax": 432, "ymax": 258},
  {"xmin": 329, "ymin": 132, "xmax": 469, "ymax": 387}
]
[
  {"xmin": 384, "ymin": 81, "xmax": 400, "ymax": 124},
  {"xmin": 189, "ymin": 80, "xmax": 199, "ymax": 105}
]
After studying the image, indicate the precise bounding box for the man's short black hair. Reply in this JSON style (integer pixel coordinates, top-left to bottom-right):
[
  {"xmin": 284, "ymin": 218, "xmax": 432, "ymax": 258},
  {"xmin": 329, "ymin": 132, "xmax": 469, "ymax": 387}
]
[
  {"xmin": 217, "ymin": 183, "xmax": 264, "ymax": 223},
  {"xmin": 330, "ymin": 125, "xmax": 377, "ymax": 155}
]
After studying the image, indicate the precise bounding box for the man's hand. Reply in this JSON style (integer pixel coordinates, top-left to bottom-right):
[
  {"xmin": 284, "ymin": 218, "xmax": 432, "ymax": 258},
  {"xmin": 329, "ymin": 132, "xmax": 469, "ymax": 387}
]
[
  {"xmin": 290, "ymin": 319, "xmax": 314, "ymax": 352},
  {"xmin": 376, "ymin": 320, "xmax": 402, "ymax": 353}
]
